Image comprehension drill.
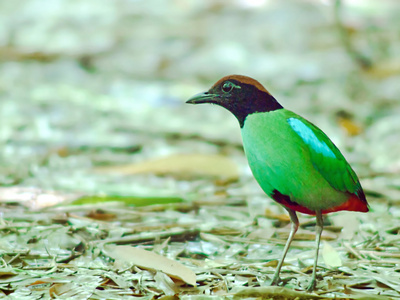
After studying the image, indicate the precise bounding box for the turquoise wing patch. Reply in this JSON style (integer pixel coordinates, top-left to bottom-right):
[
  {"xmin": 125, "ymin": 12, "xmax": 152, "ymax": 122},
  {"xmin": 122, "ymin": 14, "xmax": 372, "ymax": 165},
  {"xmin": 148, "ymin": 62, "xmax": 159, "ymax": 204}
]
[
  {"xmin": 287, "ymin": 118, "xmax": 336, "ymax": 159},
  {"xmin": 287, "ymin": 117, "xmax": 361, "ymax": 196}
]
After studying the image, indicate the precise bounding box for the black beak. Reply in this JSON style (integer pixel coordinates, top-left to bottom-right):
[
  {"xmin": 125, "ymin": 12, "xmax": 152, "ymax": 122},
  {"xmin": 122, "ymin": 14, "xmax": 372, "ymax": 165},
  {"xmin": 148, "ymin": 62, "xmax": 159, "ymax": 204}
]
[{"xmin": 186, "ymin": 92, "xmax": 220, "ymax": 104}]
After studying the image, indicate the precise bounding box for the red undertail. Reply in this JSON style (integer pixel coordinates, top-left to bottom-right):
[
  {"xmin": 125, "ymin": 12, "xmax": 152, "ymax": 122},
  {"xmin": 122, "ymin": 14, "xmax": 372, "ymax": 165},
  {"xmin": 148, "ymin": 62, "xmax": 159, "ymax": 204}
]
[{"xmin": 271, "ymin": 190, "xmax": 369, "ymax": 215}]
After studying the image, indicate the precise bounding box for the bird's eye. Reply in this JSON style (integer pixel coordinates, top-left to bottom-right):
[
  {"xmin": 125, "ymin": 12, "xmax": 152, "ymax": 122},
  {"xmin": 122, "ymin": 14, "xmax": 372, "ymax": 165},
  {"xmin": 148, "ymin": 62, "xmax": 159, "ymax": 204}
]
[{"xmin": 222, "ymin": 82, "xmax": 234, "ymax": 93}]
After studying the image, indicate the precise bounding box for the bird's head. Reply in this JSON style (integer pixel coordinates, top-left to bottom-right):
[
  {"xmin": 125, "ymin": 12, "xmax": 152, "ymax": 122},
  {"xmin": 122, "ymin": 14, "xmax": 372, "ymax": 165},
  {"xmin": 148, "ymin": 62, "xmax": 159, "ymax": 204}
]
[{"xmin": 186, "ymin": 75, "xmax": 283, "ymax": 127}]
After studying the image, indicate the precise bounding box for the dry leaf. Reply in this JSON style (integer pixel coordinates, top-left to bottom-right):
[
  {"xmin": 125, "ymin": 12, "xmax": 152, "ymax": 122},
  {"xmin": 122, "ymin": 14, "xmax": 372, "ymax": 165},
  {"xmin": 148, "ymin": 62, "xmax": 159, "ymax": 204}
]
[
  {"xmin": 322, "ymin": 242, "xmax": 342, "ymax": 268},
  {"xmin": 247, "ymin": 228, "xmax": 275, "ymax": 240},
  {"xmin": 103, "ymin": 245, "xmax": 196, "ymax": 286},
  {"xmin": 200, "ymin": 232, "xmax": 229, "ymax": 245},
  {"xmin": 335, "ymin": 110, "xmax": 362, "ymax": 136},
  {"xmin": 365, "ymin": 58, "xmax": 400, "ymax": 79},
  {"xmin": 95, "ymin": 154, "xmax": 239, "ymax": 180},
  {"xmin": 232, "ymin": 286, "xmax": 325, "ymax": 299},
  {"xmin": 154, "ymin": 271, "xmax": 180, "ymax": 295},
  {"xmin": 0, "ymin": 187, "xmax": 75, "ymax": 209},
  {"xmin": 264, "ymin": 208, "xmax": 290, "ymax": 222}
]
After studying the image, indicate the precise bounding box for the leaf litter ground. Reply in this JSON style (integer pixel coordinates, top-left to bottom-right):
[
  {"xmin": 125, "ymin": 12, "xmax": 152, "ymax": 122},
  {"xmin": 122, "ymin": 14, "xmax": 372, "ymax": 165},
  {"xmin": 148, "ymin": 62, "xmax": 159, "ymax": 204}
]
[
  {"xmin": 1, "ymin": 0, "xmax": 400, "ymax": 299},
  {"xmin": 0, "ymin": 171, "xmax": 399, "ymax": 299}
]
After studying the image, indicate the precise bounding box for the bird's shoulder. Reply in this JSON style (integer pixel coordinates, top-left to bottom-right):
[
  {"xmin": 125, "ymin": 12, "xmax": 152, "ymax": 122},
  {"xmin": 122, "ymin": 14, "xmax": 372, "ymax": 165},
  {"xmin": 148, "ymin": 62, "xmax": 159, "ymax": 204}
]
[
  {"xmin": 248, "ymin": 109, "xmax": 362, "ymax": 195},
  {"xmin": 284, "ymin": 112, "xmax": 363, "ymax": 197}
]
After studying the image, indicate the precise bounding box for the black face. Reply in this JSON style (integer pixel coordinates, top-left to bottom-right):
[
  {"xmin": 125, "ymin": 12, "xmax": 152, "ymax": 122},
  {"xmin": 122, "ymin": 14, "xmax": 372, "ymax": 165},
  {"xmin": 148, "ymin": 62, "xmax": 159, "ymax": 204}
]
[{"xmin": 186, "ymin": 75, "xmax": 283, "ymax": 127}]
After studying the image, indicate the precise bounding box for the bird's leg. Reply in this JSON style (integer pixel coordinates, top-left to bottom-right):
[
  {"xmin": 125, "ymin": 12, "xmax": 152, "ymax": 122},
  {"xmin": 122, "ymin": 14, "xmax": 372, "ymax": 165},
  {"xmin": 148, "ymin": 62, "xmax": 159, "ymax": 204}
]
[
  {"xmin": 306, "ymin": 210, "xmax": 323, "ymax": 292},
  {"xmin": 270, "ymin": 208, "xmax": 299, "ymax": 286}
]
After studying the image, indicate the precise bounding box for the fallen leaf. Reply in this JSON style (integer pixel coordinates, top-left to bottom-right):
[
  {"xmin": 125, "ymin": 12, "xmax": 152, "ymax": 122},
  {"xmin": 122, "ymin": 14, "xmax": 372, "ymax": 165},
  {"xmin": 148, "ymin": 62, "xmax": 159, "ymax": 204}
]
[
  {"xmin": 72, "ymin": 195, "xmax": 183, "ymax": 206},
  {"xmin": 154, "ymin": 271, "xmax": 179, "ymax": 295},
  {"xmin": 336, "ymin": 110, "xmax": 362, "ymax": 136},
  {"xmin": 86, "ymin": 210, "xmax": 116, "ymax": 221},
  {"xmin": 0, "ymin": 187, "xmax": 75, "ymax": 209},
  {"xmin": 231, "ymin": 286, "xmax": 325, "ymax": 299},
  {"xmin": 95, "ymin": 154, "xmax": 239, "ymax": 180},
  {"xmin": 0, "ymin": 268, "xmax": 18, "ymax": 276},
  {"xmin": 49, "ymin": 283, "xmax": 74, "ymax": 298},
  {"xmin": 247, "ymin": 228, "xmax": 275, "ymax": 240},
  {"xmin": 264, "ymin": 209, "xmax": 290, "ymax": 222},
  {"xmin": 322, "ymin": 242, "xmax": 342, "ymax": 268},
  {"xmin": 365, "ymin": 58, "xmax": 400, "ymax": 79},
  {"xmin": 103, "ymin": 245, "xmax": 196, "ymax": 286}
]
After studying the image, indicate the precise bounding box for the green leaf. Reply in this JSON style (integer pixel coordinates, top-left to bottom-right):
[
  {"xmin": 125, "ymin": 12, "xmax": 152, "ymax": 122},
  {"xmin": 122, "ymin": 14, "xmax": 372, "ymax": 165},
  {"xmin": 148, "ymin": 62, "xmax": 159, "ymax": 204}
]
[{"xmin": 71, "ymin": 195, "xmax": 184, "ymax": 206}]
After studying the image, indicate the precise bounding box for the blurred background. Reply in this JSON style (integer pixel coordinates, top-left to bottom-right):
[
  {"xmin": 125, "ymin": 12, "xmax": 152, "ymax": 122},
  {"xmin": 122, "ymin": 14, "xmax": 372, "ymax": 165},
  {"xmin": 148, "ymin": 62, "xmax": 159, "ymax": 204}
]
[
  {"xmin": 1, "ymin": 0, "xmax": 400, "ymax": 297},
  {"xmin": 0, "ymin": 0, "xmax": 399, "ymax": 206}
]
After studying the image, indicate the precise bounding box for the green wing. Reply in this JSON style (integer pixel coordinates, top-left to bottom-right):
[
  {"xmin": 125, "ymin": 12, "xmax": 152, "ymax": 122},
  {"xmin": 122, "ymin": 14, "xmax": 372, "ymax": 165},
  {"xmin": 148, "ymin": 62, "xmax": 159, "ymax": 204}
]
[
  {"xmin": 287, "ymin": 116, "xmax": 365, "ymax": 200},
  {"xmin": 241, "ymin": 110, "xmax": 366, "ymax": 211}
]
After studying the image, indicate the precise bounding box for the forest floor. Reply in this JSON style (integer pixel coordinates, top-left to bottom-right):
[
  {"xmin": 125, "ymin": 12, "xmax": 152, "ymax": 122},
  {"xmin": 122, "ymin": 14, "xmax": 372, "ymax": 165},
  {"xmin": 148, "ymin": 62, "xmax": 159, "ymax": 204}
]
[{"xmin": 1, "ymin": 0, "xmax": 400, "ymax": 299}]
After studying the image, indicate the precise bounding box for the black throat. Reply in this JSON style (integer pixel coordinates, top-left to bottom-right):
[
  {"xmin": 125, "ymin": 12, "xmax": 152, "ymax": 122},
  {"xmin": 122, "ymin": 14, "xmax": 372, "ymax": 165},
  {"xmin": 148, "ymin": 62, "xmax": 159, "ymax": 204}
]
[{"xmin": 226, "ymin": 83, "xmax": 284, "ymax": 128}]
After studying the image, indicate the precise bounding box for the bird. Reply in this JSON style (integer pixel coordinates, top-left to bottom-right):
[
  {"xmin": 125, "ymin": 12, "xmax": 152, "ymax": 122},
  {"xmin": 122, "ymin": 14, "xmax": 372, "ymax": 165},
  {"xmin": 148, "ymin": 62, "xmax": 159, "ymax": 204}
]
[{"xmin": 186, "ymin": 75, "xmax": 369, "ymax": 291}]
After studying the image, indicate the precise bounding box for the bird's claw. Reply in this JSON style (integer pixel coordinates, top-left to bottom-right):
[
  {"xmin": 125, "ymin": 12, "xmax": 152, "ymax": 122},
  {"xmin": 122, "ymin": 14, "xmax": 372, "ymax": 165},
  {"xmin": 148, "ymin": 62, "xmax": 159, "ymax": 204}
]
[
  {"xmin": 270, "ymin": 278, "xmax": 280, "ymax": 286},
  {"xmin": 305, "ymin": 278, "xmax": 316, "ymax": 292}
]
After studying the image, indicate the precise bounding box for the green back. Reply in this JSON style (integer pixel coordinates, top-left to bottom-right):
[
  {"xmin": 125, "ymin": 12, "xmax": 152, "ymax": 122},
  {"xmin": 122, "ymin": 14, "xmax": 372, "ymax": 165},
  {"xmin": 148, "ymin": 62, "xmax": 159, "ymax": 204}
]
[{"xmin": 241, "ymin": 109, "xmax": 364, "ymax": 210}]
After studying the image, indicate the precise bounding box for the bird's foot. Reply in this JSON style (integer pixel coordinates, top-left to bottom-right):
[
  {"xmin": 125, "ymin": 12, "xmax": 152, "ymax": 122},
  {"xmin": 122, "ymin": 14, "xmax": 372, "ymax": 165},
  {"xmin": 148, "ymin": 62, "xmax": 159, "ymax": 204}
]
[
  {"xmin": 270, "ymin": 277, "xmax": 280, "ymax": 286},
  {"xmin": 270, "ymin": 276, "xmax": 295, "ymax": 287},
  {"xmin": 305, "ymin": 278, "xmax": 317, "ymax": 292},
  {"xmin": 270, "ymin": 271, "xmax": 282, "ymax": 286}
]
